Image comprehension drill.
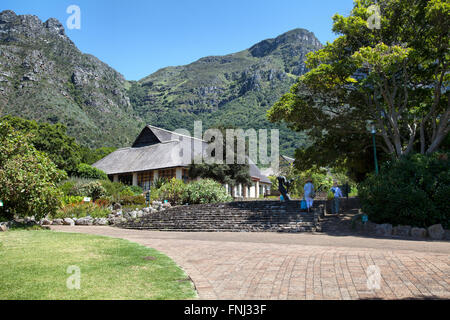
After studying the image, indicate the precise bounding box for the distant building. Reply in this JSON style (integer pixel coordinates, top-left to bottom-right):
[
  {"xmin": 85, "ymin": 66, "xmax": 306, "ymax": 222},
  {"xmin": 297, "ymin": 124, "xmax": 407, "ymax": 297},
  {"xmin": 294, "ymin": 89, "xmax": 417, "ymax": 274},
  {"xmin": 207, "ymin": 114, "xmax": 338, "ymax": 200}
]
[{"xmin": 93, "ymin": 125, "xmax": 271, "ymax": 198}]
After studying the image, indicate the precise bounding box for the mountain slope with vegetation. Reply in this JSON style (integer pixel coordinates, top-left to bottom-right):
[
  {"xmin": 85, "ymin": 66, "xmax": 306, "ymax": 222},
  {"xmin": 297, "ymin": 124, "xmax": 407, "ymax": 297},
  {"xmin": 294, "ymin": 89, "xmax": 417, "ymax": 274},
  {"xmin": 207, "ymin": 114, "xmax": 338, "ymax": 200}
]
[
  {"xmin": 130, "ymin": 28, "xmax": 322, "ymax": 155},
  {"xmin": 0, "ymin": 10, "xmax": 322, "ymax": 155},
  {"xmin": 0, "ymin": 10, "xmax": 143, "ymax": 148}
]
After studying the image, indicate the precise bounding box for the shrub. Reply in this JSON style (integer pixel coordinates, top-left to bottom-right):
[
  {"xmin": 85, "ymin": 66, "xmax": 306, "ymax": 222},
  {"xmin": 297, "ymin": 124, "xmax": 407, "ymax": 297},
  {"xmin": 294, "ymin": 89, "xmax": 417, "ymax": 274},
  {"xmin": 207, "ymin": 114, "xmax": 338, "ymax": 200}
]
[
  {"xmin": 53, "ymin": 202, "xmax": 109, "ymax": 219},
  {"xmin": 99, "ymin": 180, "xmax": 124, "ymax": 202},
  {"xmin": 120, "ymin": 195, "xmax": 146, "ymax": 206},
  {"xmin": 184, "ymin": 179, "xmax": 232, "ymax": 204},
  {"xmin": 158, "ymin": 178, "xmax": 187, "ymax": 205},
  {"xmin": 79, "ymin": 181, "xmax": 107, "ymax": 201},
  {"xmin": 61, "ymin": 195, "xmax": 84, "ymax": 206},
  {"xmin": 59, "ymin": 177, "xmax": 96, "ymax": 197},
  {"xmin": 149, "ymin": 188, "xmax": 160, "ymax": 202},
  {"xmin": 153, "ymin": 177, "xmax": 168, "ymax": 189},
  {"xmin": 0, "ymin": 123, "xmax": 66, "ymax": 220},
  {"xmin": 75, "ymin": 163, "xmax": 108, "ymax": 180},
  {"xmin": 358, "ymin": 153, "xmax": 450, "ymax": 228},
  {"xmin": 129, "ymin": 185, "xmax": 143, "ymax": 195}
]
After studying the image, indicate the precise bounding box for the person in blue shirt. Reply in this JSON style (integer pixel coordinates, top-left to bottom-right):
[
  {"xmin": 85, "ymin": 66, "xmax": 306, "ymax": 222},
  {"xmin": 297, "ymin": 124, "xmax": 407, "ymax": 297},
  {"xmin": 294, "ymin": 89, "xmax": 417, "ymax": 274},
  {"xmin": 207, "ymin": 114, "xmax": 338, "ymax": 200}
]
[
  {"xmin": 304, "ymin": 179, "xmax": 315, "ymax": 211},
  {"xmin": 330, "ymin": 181, "xmax": 343, "ymax": 214}
]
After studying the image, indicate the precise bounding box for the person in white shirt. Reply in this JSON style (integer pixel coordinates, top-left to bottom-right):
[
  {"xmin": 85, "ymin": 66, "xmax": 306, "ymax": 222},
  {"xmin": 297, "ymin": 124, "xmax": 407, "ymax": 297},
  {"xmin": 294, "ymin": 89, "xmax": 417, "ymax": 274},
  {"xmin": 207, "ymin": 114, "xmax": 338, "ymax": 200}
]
[
  {"xmin": 330, "ymin": 181, "xmax": 343, "ymax": 214},
  {"xmin": 304, "ymin": 179, "xmax": 315, "ymax": 210}
]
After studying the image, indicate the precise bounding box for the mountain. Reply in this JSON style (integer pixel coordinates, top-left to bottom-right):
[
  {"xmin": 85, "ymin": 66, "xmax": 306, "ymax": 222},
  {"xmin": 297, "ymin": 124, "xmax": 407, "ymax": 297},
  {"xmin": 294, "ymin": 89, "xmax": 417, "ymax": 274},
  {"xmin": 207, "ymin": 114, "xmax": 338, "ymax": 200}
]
[
  {"xmin": 0, "ymin": 10, "xmax": 143, "ymax": 147},
  {"xmin": 130, "ymin": 28, "xmax": 322, "ymax": 155},
  {"xmin": 0, "ymin": 10, "xmax": 322, "ymax": 156}
]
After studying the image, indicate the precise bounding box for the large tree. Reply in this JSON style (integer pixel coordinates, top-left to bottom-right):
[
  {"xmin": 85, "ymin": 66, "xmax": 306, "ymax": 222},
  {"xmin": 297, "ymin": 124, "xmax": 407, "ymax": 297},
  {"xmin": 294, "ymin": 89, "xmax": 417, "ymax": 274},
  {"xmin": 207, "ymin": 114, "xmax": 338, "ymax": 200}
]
[
  {"xmin": 0, "ymin": 116, "xmax": 82, "ymax": 174},
  {"xmin": 268, "ymin": 0, "xmax": 449, "ymax": 177},
  {"xmin": 0, "ymin": 122, "xmax": 66, "ymax": 220}
]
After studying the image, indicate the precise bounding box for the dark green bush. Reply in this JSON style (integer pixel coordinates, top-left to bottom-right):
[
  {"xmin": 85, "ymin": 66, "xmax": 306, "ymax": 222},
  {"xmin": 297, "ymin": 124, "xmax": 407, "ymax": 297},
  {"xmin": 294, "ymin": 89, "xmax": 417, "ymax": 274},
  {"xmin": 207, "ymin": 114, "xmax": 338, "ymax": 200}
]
[
  {"xmin": 158, "ymin": 178, "xmax": 186, "ymax": 205},
  {"xmin": 184, "ymin": 179, "xmax": 232, "ymax": 204},
  {"xmin": 154, "ymin": 178, "xmax": 232, "ymax": 205},
  {"xmin": 358, "ymin": 153, "xmax": 450, "ymax": 228},
  {"xmin": 75, "ymin": 163, "xmax": 108, "ymax": 180}
]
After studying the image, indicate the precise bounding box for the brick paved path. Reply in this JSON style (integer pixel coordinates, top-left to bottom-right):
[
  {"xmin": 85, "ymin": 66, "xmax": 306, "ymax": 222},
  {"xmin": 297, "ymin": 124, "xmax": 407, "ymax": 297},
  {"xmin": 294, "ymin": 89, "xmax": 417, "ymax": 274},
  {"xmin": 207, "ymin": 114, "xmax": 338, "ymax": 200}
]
[{"xmin": 52, "ymin": 226, "xmax": 450, "ymax": 300}]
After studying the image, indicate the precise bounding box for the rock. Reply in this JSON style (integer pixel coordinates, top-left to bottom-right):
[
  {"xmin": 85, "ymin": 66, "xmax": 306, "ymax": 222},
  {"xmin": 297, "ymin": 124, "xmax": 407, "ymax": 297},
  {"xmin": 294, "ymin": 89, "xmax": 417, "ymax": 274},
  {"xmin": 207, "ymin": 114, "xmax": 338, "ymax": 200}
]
[
  {"xmin": 375, "ymin": 223, "xmax": 393, "ymax": 236},
  {"xmin": 411, "ymin": 227, "xmax": 427, "ymax": 239},
  {"xmin": 53, "ymin": 219, "xmax": 63, "ymax": 225},
  {"xmin": 143, "ymin": 207, "xmax": 150, "ymax": 214},
  {"xmin": 94, "ymin": 218, "xmax": 108, "ymax": 226},
  {"xmin": 444, "ymin": 230, "xmax": 450, "ymax": 241},
  {"xmin": 0, "ymin": 10, "xmax": 17, "ymax": 24},
  {"xmin": 362, "ymin": 221, "xmax": 377, "ymax": 233},
  {"xmin": 393, "ymin": 225, "xmax": 411, "ymax": 237},
  {"xmin": 0, "ymin": 224, "xmax": 8, "ymax": 232},
  {"xmin": 44, "ymin": 18, "xmax": 65, "ymax": 36},
  {"xmin": 63, "ymin": 218, "xmax": 75, "ymax": 226},
  {"xmin": 40, "ymin": 218, "xmax": 53, "ymax": 226},
  {"xmin": 113, "ymin": 203, "xmax": 122, "ymax": 210},
  {"xmin": 137, "ymin": 211, "xmax": 143, "ymax": 218},
  {"xmin": 129, "ymin": 211, "xmax": 137, "ymax": 219},
  {"xmin": 162, "ymin": 202, "xmax": 172, "ymax": 208},
  {"xmin": 427, "ymin": 224, "xmax": 445, "ymax": 240},
  {"xmin": 76, "ymin": 217, "xmax": 93, "ymax": 226}
]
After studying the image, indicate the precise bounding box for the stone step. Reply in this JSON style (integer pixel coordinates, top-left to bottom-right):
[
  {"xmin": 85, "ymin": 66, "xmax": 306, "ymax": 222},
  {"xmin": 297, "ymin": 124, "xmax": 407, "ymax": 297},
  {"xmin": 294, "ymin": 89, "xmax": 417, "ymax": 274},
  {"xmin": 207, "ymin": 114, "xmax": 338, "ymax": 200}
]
[{"xmin": 119, "ymin": 201, "xmax": 323, "ymax": 233}]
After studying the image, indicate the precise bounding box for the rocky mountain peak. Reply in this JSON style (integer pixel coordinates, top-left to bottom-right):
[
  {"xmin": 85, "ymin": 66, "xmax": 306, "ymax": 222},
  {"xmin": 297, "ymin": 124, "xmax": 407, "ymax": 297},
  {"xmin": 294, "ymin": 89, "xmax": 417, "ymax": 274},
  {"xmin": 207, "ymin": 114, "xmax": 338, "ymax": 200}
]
[
  {"xmin": 249, "ymin": 28, "xmax": 322, "ymax": 58},
  {"xmin": 44, "ymin": 18, "xmax": 66, "ymax": 36},
  {"xmin": 0, "ymin": 10, "xmax": 17, "ymax": 23},
  {"xmin": 0, "ymin": 10, "xmax": 69, "ymax": 43}
]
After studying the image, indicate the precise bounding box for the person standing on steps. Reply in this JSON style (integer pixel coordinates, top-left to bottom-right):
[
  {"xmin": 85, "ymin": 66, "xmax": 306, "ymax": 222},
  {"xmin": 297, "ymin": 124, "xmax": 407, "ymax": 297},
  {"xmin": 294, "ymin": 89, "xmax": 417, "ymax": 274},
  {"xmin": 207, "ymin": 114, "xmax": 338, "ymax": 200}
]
[
  {"xmin": 330, "ymin": 181, "xmax": 343, "ymax": 215},
  {"xmin": 304, "ymin": 179, "xmax": 315, "ymax": 211}
]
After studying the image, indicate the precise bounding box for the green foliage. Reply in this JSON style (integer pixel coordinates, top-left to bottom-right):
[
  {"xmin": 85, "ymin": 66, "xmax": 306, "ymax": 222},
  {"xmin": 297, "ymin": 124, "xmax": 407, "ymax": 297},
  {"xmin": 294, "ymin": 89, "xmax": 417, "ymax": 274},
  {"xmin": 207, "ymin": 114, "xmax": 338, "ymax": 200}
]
[
  {"xmin": 0, "ymin": 116, "xmax": 82, "ymax": 174},
  {"xmin": 184, "ymin": 179, "xmax": 232, "ymax": 204},
  {"xmin": 158, "ymin": 178, "xmax": 187, "ymax": 205},
  {"xmin": 120, "ymin": 195, "xmax": 146, "ymax": 206},
  {"xmin": 75, "ymin": 163, "xmax": 108, "ymax": 180},
  {"xmin": 0, "ymin": 122, "xmax": 66, "ymax": 220},
  {"xmin": 358, "ymin": 153, "xmax": 450, "ymax": 228},
  {"xmin": 128, "ymin": 185, "xmax": 144, "ymax": 195},
  {"xmin": 268, "ymin": 0, "xmax": 450, "ymax": 179},
  {"xmin": 61, "ymin": 195, "xmax": 84, "ymax": 206},
  {"xmin": 79, "ymin": 146, "xmax": 117, "ymax": 165},
  {"xmin": 79, "ymin": 181, "xmax": 107, "ymax": 201},
  {"xmin": 149, "ymin": 187, "xmax": 161, "ymax": 202},
  {"xmin": 152, "ymin": 177, "xmax": 168, "ymax": 189},
  {"xmin": 53, "ymin": 202, "xmax": 110, "ymax": 220},
  {"xmin": 98, "ymin": 180, "xmax": 124, "ymax": 200},
  {"xmin": 59, "ymin": 177, "xmax": 95, "ymax": 196},
  {"xmin": 189, "ymin": 162, "xmax": 252, "ymax": 187},
  {"xmin": 153, "ymin": 178, "xmax": 232, "ymax": 205},
  {"xmin": 270, "ymin": 164, "xmax": 356, "ymax": 197}
]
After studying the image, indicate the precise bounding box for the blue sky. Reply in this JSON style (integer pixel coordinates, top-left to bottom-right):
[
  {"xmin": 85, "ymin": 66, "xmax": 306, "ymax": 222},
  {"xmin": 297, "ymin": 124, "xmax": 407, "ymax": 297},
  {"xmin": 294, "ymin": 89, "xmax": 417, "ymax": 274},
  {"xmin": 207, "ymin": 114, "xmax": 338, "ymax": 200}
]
[{"xmin": 1, "ymin": 0, "xmax": 354, "ymax": 80}]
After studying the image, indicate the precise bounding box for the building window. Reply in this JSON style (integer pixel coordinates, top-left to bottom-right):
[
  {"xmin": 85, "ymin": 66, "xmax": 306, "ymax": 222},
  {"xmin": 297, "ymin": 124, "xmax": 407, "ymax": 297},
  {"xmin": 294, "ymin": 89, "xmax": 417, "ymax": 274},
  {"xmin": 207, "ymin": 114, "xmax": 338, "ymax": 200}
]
[
  {"xmin": 160, "ymin": 168, "xmax": 176, "ymax": 180},
  {"xmin": 118, "ymin": 174, "xmax": 132, "ymax": 186},
  {"xmin": 138, "ymin": 171, "xmax": 153, "ymax": 191}
]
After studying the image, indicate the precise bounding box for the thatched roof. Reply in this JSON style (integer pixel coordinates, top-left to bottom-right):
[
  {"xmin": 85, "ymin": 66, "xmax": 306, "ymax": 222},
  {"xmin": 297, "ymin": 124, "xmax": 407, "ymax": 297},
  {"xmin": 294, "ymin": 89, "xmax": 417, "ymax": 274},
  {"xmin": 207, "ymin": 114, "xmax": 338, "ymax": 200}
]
[{"xmin": 93, "ymin": 125, "xmax": 271, "ymax": 184}]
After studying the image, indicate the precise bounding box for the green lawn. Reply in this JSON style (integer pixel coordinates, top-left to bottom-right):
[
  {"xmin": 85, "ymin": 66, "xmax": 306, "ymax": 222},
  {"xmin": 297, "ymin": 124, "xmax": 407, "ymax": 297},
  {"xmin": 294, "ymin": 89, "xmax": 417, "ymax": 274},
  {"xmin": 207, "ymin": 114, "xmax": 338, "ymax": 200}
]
[{"xmin": 0, "ymin": 230, "xmax": 197, "ymax": 300}]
